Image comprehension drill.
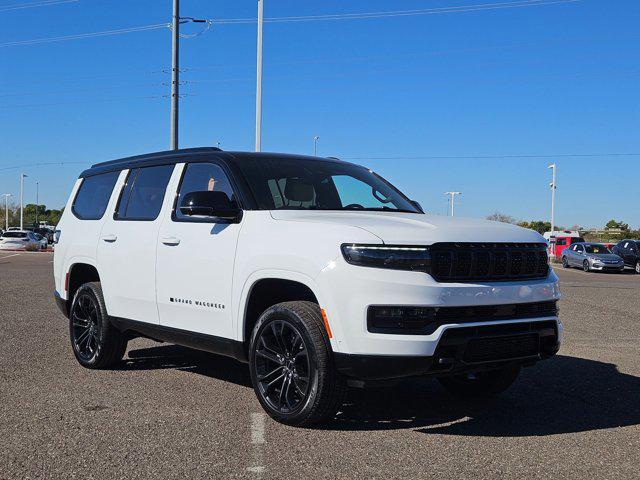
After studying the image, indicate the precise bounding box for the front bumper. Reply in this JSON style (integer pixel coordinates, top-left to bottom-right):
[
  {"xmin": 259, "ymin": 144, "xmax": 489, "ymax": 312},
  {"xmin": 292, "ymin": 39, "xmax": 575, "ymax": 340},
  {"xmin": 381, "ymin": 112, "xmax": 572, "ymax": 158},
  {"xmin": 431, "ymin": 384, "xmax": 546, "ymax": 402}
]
[
  {"xmin": 317, "ymin": 260, "xmax": 562, "ymax": 356},
  {"xmin": 590, "ymin": 262, "xmax": 624, "ymax": 271},
  {"xmin": 334, "ymin": 319, "xmax": 560, "ymax": 380}
]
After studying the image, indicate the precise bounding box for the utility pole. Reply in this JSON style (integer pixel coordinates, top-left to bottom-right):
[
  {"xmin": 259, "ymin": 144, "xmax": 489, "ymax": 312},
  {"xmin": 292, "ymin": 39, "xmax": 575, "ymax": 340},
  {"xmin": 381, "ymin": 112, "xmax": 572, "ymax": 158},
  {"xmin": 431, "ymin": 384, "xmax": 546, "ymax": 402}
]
[
  {"xmin": 255, "ymin": 0, "xmax": 264, "ymax": 152},
  {"xmin": 548, "ymin": 163, "xmax": 557, "ymax": 257},
  {"xmin": 170, "ymin": 0, "xmax": 180, "ymax": 150},
  {"xmin": 313, "ymin": 136, "xmax": 319, "ymax": 156},
  {"xmin": 444, "ymin": 191, "xmax": 462, "ymax": 216},
  {"xmin": 2, "ymin": 194, "xmax": 11, "ymax": 231},
  {"xmin": 20, "ymin": 173, "xmax": 27, "ymax": 230}
]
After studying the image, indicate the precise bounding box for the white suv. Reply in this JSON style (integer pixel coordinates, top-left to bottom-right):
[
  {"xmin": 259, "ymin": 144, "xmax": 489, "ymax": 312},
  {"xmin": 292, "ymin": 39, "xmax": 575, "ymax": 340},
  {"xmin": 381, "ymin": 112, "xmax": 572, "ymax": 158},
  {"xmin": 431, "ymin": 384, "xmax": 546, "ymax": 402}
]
[{"xmin": 53, "ymin": 148, "xmax": 561, "ymax": 426}]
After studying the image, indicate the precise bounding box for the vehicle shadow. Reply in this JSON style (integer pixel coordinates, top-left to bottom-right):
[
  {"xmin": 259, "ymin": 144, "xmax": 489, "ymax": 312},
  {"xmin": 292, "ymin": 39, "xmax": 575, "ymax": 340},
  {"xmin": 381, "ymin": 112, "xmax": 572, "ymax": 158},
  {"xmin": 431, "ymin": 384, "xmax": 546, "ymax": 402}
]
[
  {"xmin": 122, "ymin": 346, "xmax": 640, "ymax": 437},
  {"xmin": 328, "ymin": 355, "xmax": 640, "ymax": 436},
  {"xmin": 122, "ymin": 344, "xmax": 251, "ymax": 388}
]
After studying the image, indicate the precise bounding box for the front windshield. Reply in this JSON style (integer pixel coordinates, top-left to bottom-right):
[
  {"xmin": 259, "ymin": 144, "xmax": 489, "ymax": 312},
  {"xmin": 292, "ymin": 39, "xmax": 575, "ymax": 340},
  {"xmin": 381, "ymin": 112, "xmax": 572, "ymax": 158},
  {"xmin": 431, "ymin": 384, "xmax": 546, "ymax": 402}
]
[
  {"xmin": 585, "ymin": 244, "xmax": 610, "ymax": 254},
  {"xmin": 2, "ymin": 232, "xmax": 26, "ymax": 238},
  {"xmin": 235, "ymin": 156, "xmax": 420, "ymax": 213}
]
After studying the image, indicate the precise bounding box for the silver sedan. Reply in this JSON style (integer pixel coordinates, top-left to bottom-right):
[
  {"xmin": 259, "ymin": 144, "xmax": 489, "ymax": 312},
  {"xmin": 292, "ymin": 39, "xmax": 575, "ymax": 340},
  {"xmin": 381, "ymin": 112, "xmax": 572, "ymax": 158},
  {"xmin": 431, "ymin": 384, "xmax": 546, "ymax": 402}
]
[{"xmin": 561, "ymin": 242, "xmax": 624, "ymax": 272}]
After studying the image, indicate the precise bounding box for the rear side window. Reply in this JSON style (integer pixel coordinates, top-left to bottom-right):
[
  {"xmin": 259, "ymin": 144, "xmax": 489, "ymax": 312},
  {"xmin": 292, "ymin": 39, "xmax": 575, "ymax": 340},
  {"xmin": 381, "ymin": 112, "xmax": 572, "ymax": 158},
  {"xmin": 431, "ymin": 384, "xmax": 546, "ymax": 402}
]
[
  {"xmin": 116, "ymin": 165, "xmax": 174, "ymax": 221},
  {"xmin": 72, "ymin": 171, "xmax": 120, "ymax": 220}
]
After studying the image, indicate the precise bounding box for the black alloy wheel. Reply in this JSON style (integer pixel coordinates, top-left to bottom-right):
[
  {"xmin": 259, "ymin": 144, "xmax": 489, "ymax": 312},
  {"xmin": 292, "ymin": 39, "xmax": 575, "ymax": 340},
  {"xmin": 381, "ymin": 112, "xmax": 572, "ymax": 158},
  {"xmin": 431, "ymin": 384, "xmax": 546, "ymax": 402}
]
[
  {"xmin": 254, "ymin": 320, "xmax": 310, "ymax": 414},
  {"xmin": 69, "ymin": 282, "xmax": 127, "ymax": 369},
  {"xmin": 71, "ymin": 291, "xmax": 101, "ymax": 362},
  {"xmin": 248, "ymin": 301, "xmax": 347, "ymax": 426}
]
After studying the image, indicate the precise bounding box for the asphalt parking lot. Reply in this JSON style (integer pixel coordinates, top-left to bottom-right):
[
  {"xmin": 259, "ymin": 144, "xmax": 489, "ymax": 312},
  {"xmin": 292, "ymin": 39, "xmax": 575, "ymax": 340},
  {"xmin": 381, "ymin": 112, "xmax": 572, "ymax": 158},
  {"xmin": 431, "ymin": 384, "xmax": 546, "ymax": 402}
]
[{"xmin": 1, "ymin": 253, "xmax": 639, "ymax": 479}]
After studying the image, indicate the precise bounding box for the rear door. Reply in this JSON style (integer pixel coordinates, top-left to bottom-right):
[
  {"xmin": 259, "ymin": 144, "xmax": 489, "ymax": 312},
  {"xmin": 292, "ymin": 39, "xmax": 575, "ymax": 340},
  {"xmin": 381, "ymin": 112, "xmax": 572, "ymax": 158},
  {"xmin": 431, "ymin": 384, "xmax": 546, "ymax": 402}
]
[
  {"xmin": 97, "ymin": 164, "xmax": 176, "ymax": 323},
  {"xmin": 155, "ymin": 161, "xmax": 243, "ymax": 339}
]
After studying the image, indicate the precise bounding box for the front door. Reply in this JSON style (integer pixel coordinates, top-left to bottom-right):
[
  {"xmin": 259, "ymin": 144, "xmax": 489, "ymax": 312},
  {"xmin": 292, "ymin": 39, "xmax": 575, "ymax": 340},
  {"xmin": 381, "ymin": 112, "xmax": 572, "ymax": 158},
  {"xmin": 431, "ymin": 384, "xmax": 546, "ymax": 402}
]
[
  {"xmin": 97, "ymin": 164, "xmax": 176, "ymax": 323},
  {"xmin": 155, "ymin": 161, "xmax": 243, "ymax": 339}
]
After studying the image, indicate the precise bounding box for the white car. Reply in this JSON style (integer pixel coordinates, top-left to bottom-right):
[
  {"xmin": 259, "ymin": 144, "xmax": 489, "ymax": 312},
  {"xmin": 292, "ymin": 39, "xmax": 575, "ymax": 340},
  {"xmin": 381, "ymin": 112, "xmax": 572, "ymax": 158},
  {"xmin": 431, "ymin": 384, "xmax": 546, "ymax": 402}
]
[
  {"xmin": 53, "ymin": 148, "xmax": 562, "ymax": 426},
  {"xmin": 0, "ymin": 230, "xmax": 43, "ymax": 250}
]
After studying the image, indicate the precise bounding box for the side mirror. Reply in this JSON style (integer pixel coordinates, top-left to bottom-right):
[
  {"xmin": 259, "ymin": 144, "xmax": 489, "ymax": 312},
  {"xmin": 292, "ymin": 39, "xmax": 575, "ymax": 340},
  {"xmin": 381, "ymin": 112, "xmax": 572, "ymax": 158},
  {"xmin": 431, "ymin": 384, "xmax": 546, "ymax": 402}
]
[
  {"xmin": 410, "ymin": 200, "xmax": 424, "ymax": 213},
  {"xmin": 179, "ymin": 191, "xmax": 242, "ymax": 222}
]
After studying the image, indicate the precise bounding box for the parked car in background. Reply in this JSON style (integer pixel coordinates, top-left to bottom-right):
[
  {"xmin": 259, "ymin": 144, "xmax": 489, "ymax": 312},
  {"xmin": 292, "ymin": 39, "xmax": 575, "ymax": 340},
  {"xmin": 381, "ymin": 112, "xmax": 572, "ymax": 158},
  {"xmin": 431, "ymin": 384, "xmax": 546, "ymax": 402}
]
[
  {"xmin": 544, "ymin": 231, "xmax": 584, "ymax": 258},
  {"xmin": 0, "ymin": 230, "xmax": 43, "ymax": 250},
  {"xmin": 612, "ymin": 240, "xmax": 640, "ymax": 274},
  {"xmin": 32, "ymin": 232, "xmax": 48, "ymax": 249},
  {"xmin": 33, "ymin": 227, "xmax": 54, "ymax": 244},
  {"xmin": 561, "ymin": 242, "xmax": 624, "ymax": 272}
]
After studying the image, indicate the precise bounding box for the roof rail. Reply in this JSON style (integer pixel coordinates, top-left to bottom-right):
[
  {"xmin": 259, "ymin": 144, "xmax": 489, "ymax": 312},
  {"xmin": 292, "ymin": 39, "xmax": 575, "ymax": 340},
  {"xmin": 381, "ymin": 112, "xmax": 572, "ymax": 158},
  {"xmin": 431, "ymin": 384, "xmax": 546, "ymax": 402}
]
[{"xmin": 91, "ymin": 147, "xmax": 222, "ymax": 168}]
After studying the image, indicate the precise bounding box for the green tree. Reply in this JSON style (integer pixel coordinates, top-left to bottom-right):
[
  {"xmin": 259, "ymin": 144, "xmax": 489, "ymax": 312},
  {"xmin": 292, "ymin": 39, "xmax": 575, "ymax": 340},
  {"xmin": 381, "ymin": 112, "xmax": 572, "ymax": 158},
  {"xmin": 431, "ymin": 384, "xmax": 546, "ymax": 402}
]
[
  {"xmin": 605, "ymin": 219, "xmax": 629, "ymax": 231},
  {"xmin": 486, "ymin": 212, "xmax": 516, "ymax": 224},
  {"xmin": 518, "ymin": 220, "xmax": 552, "ymax": 234}
]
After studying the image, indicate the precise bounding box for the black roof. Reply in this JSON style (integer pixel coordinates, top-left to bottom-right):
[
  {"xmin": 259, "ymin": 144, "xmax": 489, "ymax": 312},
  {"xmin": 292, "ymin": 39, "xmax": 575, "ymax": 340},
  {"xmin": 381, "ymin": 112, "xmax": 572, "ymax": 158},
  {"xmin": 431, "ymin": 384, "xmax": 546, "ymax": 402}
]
[{"xmin": 81, "ymin": 148, "xmax": 348, "ymax": 178}]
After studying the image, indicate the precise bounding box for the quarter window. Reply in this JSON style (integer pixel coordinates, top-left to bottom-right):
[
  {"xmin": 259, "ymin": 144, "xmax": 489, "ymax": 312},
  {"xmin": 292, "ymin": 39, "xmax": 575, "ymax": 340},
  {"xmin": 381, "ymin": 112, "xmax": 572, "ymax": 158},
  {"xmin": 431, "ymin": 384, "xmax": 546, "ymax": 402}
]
[
  {"xmin": 116, "ymin": 165, "xmax": 174, "ymax": 221},
  {"xmin": 174, "ymin": 163, "xmax": 238, "ymax": 221},
  {"xmin": 72, "ymin": 171, "xmax": 120, "ymax": 220}
]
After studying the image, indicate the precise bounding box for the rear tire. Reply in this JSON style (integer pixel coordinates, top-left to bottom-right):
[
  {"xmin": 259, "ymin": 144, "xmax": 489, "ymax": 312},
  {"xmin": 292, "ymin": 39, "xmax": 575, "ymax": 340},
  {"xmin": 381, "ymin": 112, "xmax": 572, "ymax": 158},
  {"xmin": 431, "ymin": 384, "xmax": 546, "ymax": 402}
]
[
  {"xmin": 69, "ymin": 282, "xmax": 127, "ymax": 369},
  {"xmin": 248, "ymin": 301, "xmax": 346, "ymax": 426},
  {"xmin": 562, "ymin": 257, "xmax": 569, "ymax": 268},
  {"xmin": 635, "ymin": 261, "xmax": 640, "ymax": 274},
  {"xmin": 438, "ymin": 365, "xmax": 521, "ymax": 397}
]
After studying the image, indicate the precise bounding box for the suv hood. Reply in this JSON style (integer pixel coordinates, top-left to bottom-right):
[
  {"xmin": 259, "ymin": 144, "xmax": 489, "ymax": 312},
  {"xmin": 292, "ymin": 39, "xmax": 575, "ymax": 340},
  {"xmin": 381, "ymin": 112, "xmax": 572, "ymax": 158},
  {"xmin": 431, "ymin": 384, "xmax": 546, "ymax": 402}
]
[{"xmin": 270, "ymin": 211, "xmax": 545, "ymax": 244}]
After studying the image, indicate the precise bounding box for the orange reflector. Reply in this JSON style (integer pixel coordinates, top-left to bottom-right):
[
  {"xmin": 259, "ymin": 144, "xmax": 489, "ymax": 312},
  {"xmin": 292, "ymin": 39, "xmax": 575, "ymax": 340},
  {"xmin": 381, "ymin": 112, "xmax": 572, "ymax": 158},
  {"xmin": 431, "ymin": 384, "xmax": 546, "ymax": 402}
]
[{"xmin": 320, "ymin": 308, "xmax": 333, "ymax": 339}]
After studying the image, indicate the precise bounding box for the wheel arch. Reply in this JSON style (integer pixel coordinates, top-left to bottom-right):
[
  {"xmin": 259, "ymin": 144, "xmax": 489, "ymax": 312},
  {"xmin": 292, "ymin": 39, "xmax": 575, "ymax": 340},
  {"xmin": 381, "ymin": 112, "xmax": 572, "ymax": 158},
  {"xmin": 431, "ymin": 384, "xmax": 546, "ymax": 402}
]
[
  {"xmin": 66, "ymin": 260, "xmax": 101, "ymax": 309},
  {"xmin": 238, "ymin": 271, "xmax": 329, "ymax": 351}
]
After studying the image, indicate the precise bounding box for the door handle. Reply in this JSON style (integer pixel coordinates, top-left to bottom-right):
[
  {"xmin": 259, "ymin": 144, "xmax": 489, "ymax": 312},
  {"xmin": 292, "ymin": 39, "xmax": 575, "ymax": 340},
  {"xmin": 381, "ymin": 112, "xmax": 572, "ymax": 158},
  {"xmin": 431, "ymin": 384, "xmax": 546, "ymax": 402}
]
[
  {"xmin": 161, "ymin": 236, "xmax": 181, "ymax": 246},
  {"xmin": 101, "ymin": 234, "xmax": 117, "ymax": 243}
]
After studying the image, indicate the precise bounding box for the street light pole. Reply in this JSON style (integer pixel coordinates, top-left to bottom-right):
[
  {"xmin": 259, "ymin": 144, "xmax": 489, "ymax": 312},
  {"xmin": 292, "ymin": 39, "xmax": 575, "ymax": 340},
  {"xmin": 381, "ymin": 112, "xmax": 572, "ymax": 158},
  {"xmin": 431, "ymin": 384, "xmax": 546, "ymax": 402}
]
[
  {"xmin": 2, "ymin": 194, "xmax": 11, "ymax": 231},
  {"xmin": 170, "ymin": 0, "xmax": 180, "ymax": 150},
  {"xmin": 36, "ymin": 181, "xmax": 39, "ymax": 225},
  {"xmin": 20, "ymin": 173, "xmax": 27, "ymax": 230},
  {"xmin": 255, "ymin": 0, "xmax": 264, "ymax": 152},
  {"xmin": 444, "ymin": 191, "xmax": 462, "ymax": 216},
  {"xmin": 548, "ymin": 163, "xmax": 557, "ymax": 257},
  {"xmin": 313, "ymin": 136, "xmax": 319, "ymax": 156}
]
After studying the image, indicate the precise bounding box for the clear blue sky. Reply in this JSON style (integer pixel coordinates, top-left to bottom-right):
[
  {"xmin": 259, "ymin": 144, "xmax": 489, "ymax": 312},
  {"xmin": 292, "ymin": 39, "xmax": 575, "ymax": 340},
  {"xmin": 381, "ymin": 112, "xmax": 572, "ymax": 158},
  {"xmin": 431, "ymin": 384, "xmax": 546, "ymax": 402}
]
[{"xmin": 1, "ymin": 0, "xmax": 638, "ymax": 228}]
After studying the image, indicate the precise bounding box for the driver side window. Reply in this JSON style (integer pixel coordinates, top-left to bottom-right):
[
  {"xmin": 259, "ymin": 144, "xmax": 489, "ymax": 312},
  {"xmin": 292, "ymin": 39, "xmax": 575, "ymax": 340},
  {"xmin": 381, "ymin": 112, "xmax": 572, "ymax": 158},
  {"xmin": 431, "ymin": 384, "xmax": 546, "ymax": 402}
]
[{"xmin": 174, "ymin": 163, "xmax": 237, "ymax": 221}]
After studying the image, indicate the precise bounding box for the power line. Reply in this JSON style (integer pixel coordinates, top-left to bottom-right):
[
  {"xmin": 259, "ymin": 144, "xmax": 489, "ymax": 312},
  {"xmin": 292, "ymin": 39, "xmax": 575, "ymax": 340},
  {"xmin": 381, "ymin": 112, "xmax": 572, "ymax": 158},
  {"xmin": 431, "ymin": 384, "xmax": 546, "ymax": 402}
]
[
  {"xmin": 0, "ymin": 161, "xmax": 89, "ymax": 172},
  {"xmin": 343, "ymin": 153, "xmax": 640, "ymax": 160},
  {"xmin": 0, "ymin": 0, "xmax": 79, "ymax": 12},
  {"xmin": 0, "ymin": 23, "xmax": 169, "ymax": 48},
  {"xmin": 0, "ymin": 0, "xmax": 581, "ymax": 48},
  {"xmin": 0, "ymin": 94, "xmax": 170, "ymax": 109},
  {"xmin": 213, "ymin": 0, "xmax": 581, "ymax": 24}
]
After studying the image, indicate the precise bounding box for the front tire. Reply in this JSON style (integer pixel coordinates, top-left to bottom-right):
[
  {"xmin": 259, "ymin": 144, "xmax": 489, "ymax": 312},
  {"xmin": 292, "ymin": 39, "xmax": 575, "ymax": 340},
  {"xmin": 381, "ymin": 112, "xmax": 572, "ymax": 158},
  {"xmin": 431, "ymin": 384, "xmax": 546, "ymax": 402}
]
[
  {"xmin": 69, "ymin": 282, "xmax": 127, "ymax": 369},
  {"xmin": 248, "ymin": 301, "xmax": 346, "ymax": 426},
  {"xmin": 438, "ymin": 365, "xmax": 521, "ymax": 397},
  {"xmin": 583, "ymin": 260, "xmax": 590, "ymax": 272}
]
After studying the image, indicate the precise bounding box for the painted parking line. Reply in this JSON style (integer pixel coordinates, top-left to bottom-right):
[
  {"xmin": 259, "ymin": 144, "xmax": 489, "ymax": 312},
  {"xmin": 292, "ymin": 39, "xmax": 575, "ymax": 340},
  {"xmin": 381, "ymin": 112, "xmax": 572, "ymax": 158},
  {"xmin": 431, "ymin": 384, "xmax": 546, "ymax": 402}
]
[
  {"xmin": 0, "ymin": 253, "xmax": 21, "ymax": 260},
  {"xmin": 247, "ymin": 412, "xmax": 266, "ymax": 478},
  {"xmin": 552, "ymin": 266, "xmax": 591, "ymax": 276}
]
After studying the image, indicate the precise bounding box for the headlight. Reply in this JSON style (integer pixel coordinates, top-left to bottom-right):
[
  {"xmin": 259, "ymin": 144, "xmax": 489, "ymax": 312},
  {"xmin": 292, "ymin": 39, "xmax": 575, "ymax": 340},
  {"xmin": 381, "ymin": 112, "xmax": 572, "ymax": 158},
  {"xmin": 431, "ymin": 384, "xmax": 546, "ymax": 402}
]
[{"xmin": 341, "ymin": 244, "xmax": 430, "ymax": 272}]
